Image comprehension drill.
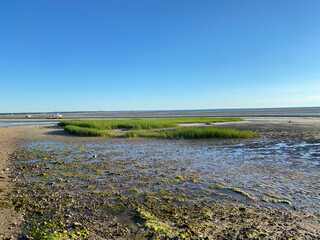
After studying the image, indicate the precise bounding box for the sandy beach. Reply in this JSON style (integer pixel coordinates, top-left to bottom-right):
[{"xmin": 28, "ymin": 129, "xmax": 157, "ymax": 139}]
[{"xmin": 0, "ymin": 119, "xmax": 319, "ymax": 239}]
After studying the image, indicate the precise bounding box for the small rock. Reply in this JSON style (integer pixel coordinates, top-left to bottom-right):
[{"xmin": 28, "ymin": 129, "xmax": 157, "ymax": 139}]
[
  {"xmin": 24, "ymin": 235, "xmax": 33, "ymax": 239},
  {"xmin": 239, "ymin": 207, "xmax": 246, "ymax": 212},
  {"xmin": 72, "ymin": 222, "xmax": 84, "ymax": 229}
]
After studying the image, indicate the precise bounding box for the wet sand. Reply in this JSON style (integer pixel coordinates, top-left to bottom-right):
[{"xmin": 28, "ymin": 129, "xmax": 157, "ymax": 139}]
[
  {"xmin": 0, "ymin": 119, "xmax": 319, "ymax": 239},
  {"xmin": 214, "ymin": 118, "xmax": 320, "ymax": 140},
  {"xmin": 0, "ymin": 126, "xmax": 21, "ymax": 238},
  {"xmin": 0, "ymin": 124, "xmax": 72, "ymax": 239}
]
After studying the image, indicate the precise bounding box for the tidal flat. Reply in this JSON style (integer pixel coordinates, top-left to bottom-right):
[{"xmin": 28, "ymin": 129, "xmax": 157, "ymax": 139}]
[{"xmin": 0, "ymin": 119, "xmax": 320, "ymax": 239}]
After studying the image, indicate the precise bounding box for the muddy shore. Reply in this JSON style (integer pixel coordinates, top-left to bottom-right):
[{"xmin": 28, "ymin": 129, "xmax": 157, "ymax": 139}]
[{"xmin": 0, "ymin": 119, "xmax": 319, "ymax": 239}]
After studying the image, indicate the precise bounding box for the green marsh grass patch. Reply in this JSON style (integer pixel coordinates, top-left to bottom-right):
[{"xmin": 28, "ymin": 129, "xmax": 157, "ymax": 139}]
[
  {"xmin": 59, "ymin": 118, "xmax": 256, "ymax": 139},
  {"xmin": 125, "ymin": 127, "xmax": 255, "ymax": 139},
  {"xmin": 58, "ymin": 118, "xmax": 244, "ymax": 130}
]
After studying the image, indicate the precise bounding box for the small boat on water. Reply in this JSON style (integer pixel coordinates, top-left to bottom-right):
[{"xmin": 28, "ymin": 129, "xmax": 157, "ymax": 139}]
[
  {"xmin": 48, "ymin": 112, "xmax": 62, "ymax": 119},
  {"xmin": 47, "ymin": 103, "xmax": 63, "ymax": 119}
]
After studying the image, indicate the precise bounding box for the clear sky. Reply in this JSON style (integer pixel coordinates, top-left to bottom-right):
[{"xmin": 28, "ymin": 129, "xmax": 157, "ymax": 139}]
[{"xmin": 0, "ymin": 0, "xmax": 319, "ymax": 113}]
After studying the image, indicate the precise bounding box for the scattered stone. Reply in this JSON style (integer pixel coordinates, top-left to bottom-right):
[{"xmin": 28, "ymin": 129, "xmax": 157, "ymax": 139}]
[
  {"xmin": 72, "ymin": 222, "xmax": 84, "ymax": 229},
  {"xmin": 239, "ymin": 207, "xmax": 246, "ymax": 212}
]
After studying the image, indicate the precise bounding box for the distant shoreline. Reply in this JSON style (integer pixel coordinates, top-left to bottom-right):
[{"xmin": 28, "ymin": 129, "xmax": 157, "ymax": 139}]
[
  {"xmin": 1, "ymin": 106, "xmax": 320, "ymax": 120},
  {"xmin": 1, "ymin": 106, "xmax": 320, "ymax": 114}
]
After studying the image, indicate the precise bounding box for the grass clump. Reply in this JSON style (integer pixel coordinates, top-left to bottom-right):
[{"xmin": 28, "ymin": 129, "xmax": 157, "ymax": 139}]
[
  {"xmin": 64, "ymin": 125, "xmax": 117, "ymax": 137},
  {"xmin": 125, "ymin": 127, "xmax": 255, "ymax": 139}
]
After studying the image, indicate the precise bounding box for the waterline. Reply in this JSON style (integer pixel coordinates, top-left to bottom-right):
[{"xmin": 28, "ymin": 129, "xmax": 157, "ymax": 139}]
[{"xmin": 0, "ymin": 122, "xmax": 57, "ymax": 127}]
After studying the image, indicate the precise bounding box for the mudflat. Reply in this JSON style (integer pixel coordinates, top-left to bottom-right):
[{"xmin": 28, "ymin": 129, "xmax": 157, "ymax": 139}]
[
  {"xmin": 0, "ymin": 126, "xmax": 20, "ymax": 238},
  {"xmin": 0, "ymin": 119, "xmax": 319, "ymax": 239},
  {"xmin": 214, "ymin": 118, "xmax": 320, "ymax": 140}
]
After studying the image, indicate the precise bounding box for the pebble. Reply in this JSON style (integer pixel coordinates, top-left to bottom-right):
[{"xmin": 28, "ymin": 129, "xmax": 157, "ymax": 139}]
[{"xmin": 72, "ymin": 222, "xmax": 84, "ymax": 229}]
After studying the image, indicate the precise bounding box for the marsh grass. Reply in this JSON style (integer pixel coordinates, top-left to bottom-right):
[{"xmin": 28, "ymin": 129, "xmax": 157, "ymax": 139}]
[
  {"xmin": 64, "ymin": 125, "xmax": 117, "ymax": 137},
  {"xmin": 58, "ymin": 118, "xmax": 244, "ymax": 130},
  {"xmin": 59, "ymin": 118, "xmax": 255, "ymax": 139},
  {"xmin": 125, "ymin": 127, "xmax": 255, "ymax": 139}
]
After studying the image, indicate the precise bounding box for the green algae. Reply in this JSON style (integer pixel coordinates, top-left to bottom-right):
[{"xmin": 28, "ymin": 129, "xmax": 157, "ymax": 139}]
[
  {"xmin": 30, "ymin": 217, "xmax": 88, "ymax": 240},
  {"xmin": 214, "ymin": 184, "xmax": 259, "ymax": 201},
  {"xmin": 261, "ymin": 196, "xmax": 291, "ymax": 205},
  {"xmin": 135, "ymin": 207, "xmax": 173, "ymax": 238}
]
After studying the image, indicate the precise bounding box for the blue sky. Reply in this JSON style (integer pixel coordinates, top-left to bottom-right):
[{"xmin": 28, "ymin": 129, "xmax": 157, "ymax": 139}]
[{"xmin": 0, "ymin": 0, "xmax": 319, "ymax": 113}]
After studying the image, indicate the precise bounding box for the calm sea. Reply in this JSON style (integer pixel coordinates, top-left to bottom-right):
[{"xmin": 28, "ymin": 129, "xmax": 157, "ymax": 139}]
[{"xmin": 1, "ymin": 107, "xmax": 320, "ymax": 120}]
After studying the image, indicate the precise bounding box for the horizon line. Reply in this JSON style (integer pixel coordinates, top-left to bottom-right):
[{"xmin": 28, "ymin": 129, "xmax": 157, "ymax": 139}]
[{"xmin": 1, "ymin": 106, "xmax": 320, "ymax": 115}]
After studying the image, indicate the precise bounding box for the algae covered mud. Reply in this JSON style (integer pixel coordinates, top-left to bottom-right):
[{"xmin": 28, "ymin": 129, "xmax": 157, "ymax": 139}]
[{"xmin": 1, "ymin": 120, "xmax": 320, "ymax": 239}]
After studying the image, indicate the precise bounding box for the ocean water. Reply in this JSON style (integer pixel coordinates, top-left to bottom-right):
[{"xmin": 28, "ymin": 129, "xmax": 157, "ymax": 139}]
[
  {"xmin": 53, "ymin": 107, "xmax": 320, "ymax": 119},
  {"xmin": 0, "ymin": 122, "xmax": 57, "ymax": 127},
  {"xmin": 1, "ymin": 107, "xmax": 320, "ymax": 119}
]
